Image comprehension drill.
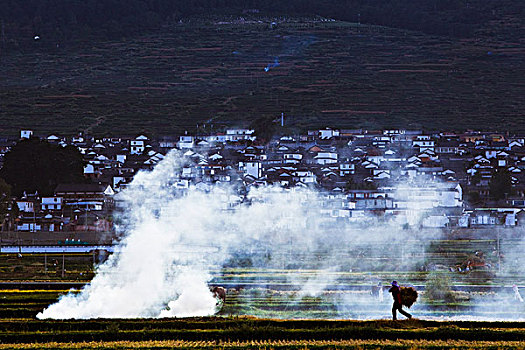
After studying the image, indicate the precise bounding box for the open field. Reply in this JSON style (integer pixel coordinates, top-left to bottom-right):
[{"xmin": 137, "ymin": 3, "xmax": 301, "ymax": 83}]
[
  {"xmin": 0, "ymin": 237, "xmax": 524, "ymax": 321},
  {"xmin": 0, "ymin": 19, "xmax": 523, "ymax": 136},
  {"xmin": 0, "ymin": 313, "xmax": 524, "ymax": 348},
  {"xmin": 0, "ymin": 237, "xmax": 523, "ymax": 348},
  {"xmin": 1, "ymin": 237, "xmax": 524, "ymax": 284}
]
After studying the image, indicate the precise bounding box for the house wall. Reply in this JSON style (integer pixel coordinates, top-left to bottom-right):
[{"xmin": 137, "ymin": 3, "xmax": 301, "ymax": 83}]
[
  {"xmin": 20, "ymin": 130, "xmax": 33, "ymax": 139},
  {"xmin": 245, "ymin": 162, "xmax": 262, "ymax": 179},
  {"xmin": 17, "ymin": 202, "xmax": 34, "ymax": 213},
  {"xmin": 41, "ymin": 197, "xmax": 62, "ymax": 211},
  {"xmin": 16, "ymin": 223, "xmax": 41, "ymax": 232},
  {"xmin": 130, "ymin": 140, "xmax": 145, "ymax": 154}
]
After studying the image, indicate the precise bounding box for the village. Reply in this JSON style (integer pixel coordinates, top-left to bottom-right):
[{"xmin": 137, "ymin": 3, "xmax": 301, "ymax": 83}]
[{"xmin": 1, "ymin": 126, "xmax": 525, "ymax": 239}]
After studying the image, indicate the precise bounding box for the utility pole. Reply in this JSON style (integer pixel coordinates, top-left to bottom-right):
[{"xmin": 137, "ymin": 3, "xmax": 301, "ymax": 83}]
[
  {"xmin": 497, "ymin": 231, "xmax": 501, "ymax": 273},
  {"xmin": 17, "ymin": 231, "xmax": 21, "ymax": 257},
  {"xmin": 1, "ymin": 19, "xmax": 5, "ymax": 55},
  {"xmin": 33, "ymin": 204, "xmax": 36, "ymax": 233}
]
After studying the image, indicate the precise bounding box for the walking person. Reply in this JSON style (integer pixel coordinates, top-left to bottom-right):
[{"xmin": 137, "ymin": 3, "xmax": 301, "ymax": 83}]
[
  {"xmin": 389, "ymin": 281, "xmax": 412, "ymax": 320},
  {"xmin": 513, "ymin": 285, "xmax": 524, "ymax": 303},
  {"xmin": 378, "ymin": 282, "xmax": 384, "ymax": 302}
]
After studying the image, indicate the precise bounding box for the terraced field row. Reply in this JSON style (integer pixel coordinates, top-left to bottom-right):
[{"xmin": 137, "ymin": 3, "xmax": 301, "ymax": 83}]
[
  {"xmin": 4, "ymin": 338, "xmax": 525, "ymax": 349},
  {"xmin": 0, "ymin": 237, "xmax": 523, "ymax": 322},
  {"xmin": 2, "ymin": 238, "xmax": 524, "ymax": 287},
  {"xmin": 0, "ymin": 317, "xmax": 524, "ymax": 349}
]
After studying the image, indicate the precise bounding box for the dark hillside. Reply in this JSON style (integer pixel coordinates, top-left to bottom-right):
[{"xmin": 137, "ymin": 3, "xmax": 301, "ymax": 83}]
[
  {"xmin": 1, "ymin": 0, "xmax": 523, "ymax": 46},
  {"xmin": 0, "ymin": 18, "xmax": 523, "ymax": 136},
  {"xmin": 0, "ymin": 1, "xmax": 523, "ymax": 137}
]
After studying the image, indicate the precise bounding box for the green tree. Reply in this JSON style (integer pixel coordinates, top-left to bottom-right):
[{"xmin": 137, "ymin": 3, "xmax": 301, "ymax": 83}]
[
  {"xmin": 249, "ymin": 115, "xmax": 278, "ymax": 144},
  {"xmin": 489, "ymin": 169, "xmax": 512, "ymax": 201},
  {"xmin": 0, "ymin": 138, "xmax": 84, "ymax": 197},
  {"xmin": 425, "ymin": 272, "xmax": 456, "ymax": 303},
  {"xmin": 345, "ymin": 177, "xmax": 377, "ymax": 190},
  {"xmin": 0, "ymin": 178, "xmax": 10, "ymax": 230},
  {"xmin": 465, "ymin": 191, "xmax": 481, "ymax": 205}
]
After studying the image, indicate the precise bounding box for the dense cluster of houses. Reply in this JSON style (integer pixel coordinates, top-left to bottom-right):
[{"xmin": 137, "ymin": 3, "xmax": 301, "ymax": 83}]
[{"xmin": 2, "ymin": 127, "xmax": 525, "ymax": 233}]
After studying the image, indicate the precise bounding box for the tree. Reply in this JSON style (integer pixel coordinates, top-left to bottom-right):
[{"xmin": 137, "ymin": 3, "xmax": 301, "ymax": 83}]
[
  {"xmin": 489, "ymin": 169, "xmax": 512, "ymax": 201},
  {"xmin": 249, "ymin": 115, "xmax": 278, "ymax": 143},
  {"xmin": 0, "ymin": 138, "xmax": 84, "ymax": 197},
  {"xmin": 425, "ymin": 272, "xmax": 456, "ymax": 303},
  {"xmin": 345, "ymin": 177, "xmax": 377, "ymax": 190},
  {"xmin": 465, "ymin": 191, "xmax": 481, "ymax": 206},
  {"xmin": 0, "ymin": 178, "xmax": 10, "ymax": 230}
]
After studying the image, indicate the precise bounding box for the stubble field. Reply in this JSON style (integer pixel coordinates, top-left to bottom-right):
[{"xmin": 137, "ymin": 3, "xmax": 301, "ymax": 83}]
[{"xmin": 0, "ymin": 237, "xmax": 524, "ymax": 348}]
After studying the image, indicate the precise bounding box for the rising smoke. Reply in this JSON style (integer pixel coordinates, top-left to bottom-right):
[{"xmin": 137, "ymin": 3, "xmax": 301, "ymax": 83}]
[
  {"xmin": 262, "ymin": 35, "xmax": 316, "ymax": 72},
  {"xmin": 264, "ymin": 57, "xmax": 279, "ymax": 72},
  {"xmin": 37, "ymin": 150, "xmax": 524, "ymax": 320}
]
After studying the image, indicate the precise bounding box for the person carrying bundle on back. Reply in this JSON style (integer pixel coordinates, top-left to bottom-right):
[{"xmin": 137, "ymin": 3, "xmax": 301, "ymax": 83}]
[{"xmin": 389, "ymin": 280, "xmax": 412, "ymax": 320}]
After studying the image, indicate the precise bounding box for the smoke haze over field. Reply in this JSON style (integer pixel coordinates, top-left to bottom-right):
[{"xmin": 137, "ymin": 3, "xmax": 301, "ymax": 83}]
[{"xmin": 37, "ymin": 150, "xmax": 525, "ymax": 320}]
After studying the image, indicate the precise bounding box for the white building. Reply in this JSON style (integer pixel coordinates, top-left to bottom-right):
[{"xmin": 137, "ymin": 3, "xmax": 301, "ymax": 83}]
[
  {"xmin": 384, "ymin": 183, "xmax": 463, "ymax": 209},
  {"xmin": 17, "ymin": 201, "xmax": 35, "ymax": 213},
  {"xmin": 284, "ymin": 153, "xmax": 303, "ymax": 164},
  {"xmin": 177, "ymin": 135, "xmax": 195, "ymax": 149},
  {"xmin": 225, "ymin": 129, "xmax": 256, "ymax": 142},
  {"xmin": 339, "ymin": 163, "xmax": 355, "ymax": 176},
  {"xmin": 318, "ymin": 128, "xmax": 340, "ymax": 139},
  {"xmin": 41, "ymin": 197, "xmax": 62, "ymax": 211},
  {"xmin": 130, "ymin": 140, "xmax": 145, "ymax": 154},
  {"xmin": 413, "ymin": 135, "xmax": 435, "ymax": 152},
  {"xmin": 422, "ymin": 215, "xmax": 450, "ymax": 228},
  {"xmin": 314, "ymin": 152, "xmax": 338, "ymax": 165},
  {"xmin": 20, "ymin": 130, "xmax": 33, "ymax": 139}
]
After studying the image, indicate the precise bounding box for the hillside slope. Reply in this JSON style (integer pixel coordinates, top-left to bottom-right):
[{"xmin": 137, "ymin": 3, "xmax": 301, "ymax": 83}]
[{"xmin": 0, "ymin": 19, "xmax": 523, "ymax": 136}]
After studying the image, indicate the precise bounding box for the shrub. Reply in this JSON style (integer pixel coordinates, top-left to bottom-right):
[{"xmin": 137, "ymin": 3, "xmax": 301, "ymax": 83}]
[{"xmin": 425, "ymin": 272, "xmax": 456, "ymax": 303}]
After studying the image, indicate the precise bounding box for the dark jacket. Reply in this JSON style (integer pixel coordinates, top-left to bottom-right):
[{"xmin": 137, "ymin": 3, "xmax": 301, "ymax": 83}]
[{"xmin": 389, "ymin": 285, "xmax": 402, "ymax": 304}]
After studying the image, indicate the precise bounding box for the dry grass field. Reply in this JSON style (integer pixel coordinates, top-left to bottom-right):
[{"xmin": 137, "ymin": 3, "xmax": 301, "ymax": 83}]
[
  {"xmin": 0, "ymin": 312, "xmax": 524, "ymax": 349},
  {"xmin": 0, "ymin": 237, "xmax": 524, "ymax": 348}
]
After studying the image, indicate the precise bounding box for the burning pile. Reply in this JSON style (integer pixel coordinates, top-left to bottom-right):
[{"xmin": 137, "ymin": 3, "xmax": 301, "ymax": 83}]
[{"xmin": 401, "ymin": 286, "xmax": 418, "ymax": 308}]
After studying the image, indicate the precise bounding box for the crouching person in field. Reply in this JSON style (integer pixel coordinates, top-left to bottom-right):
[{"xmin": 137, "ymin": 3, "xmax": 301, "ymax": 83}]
[
  {"xmin": 389, "ymin": 281, "xmax": 412, "ymax": 320},
  {"xmin": 211, "ymin": 286, "xmax": 226, "ymax": 306}
]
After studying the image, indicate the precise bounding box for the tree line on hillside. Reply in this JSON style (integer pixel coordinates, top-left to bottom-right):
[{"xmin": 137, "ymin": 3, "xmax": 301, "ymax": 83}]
[{"xmin": 0, "ymin": 0, "xmax": 522, "ymax": 49}]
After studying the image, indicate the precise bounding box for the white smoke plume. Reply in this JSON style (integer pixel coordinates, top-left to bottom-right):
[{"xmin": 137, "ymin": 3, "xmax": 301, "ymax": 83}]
[
  {"xmin": 38, "ymin": 151, "xmax": 226, "ymax": 319},
  {"xmin": 463, "ymin": 227, "xmax": 525, "ymax": 321},
  {"xmin": 37, "ymin": 149, "xmax": 522, "ymax": 320}
]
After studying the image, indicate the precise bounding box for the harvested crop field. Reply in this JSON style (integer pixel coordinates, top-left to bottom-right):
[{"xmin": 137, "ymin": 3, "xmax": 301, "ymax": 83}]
[
  {"xmin": 0, "ymin": 19, "xmax": 523, "ymax": 136},
  {"xmin": 1, "ymin": 236, "xmax": 524, "ymax": 348},
  {"xmin": 0, "ymin": 316, "xmax": 524, "ymax": 349},
  {"xmin": 1, "ymin": 237, "xmax": 525, "ymax": 321}
]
